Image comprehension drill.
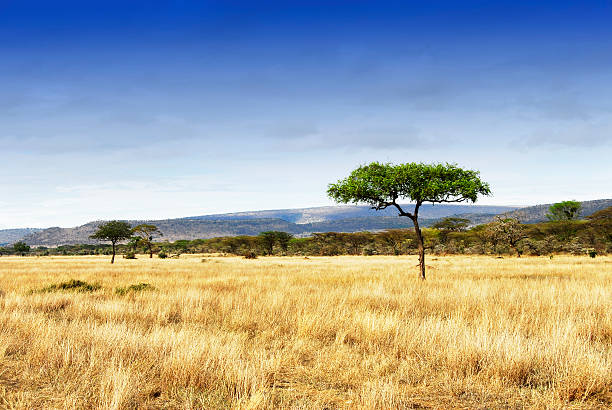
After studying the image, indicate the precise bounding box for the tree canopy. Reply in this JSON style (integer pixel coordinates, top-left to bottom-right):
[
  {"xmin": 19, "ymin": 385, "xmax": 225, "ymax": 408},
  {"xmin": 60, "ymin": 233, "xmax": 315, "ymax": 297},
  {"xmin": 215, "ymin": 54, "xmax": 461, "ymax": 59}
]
[
  {"xmin": 132, "ymin": 224, "xmax": 162, "ymax": 258},
  {"xmin": 327, "ymin": 162, "xmax": 491, "ymax": 216},
  {"xmin": 432, "ymin": 217, "xmax": 470, "ymax": 232},
  {"xmin": 546, "ymin": 200, "xmax": 582, "ymax": 221}
]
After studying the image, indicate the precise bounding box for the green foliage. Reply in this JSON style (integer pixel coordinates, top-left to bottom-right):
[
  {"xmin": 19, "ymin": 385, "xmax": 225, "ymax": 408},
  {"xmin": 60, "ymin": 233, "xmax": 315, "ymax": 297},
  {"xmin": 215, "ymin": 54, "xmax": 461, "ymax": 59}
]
[
  {"xmin": 243, "ymin": 251, "xmax": 258, "ymax": 259},
  {"xmin": 90, "ymin": 221, "xmax": 133, "ymax": 243},
  {"xmin": 258, "ymin": 231, "xmax": 294, "ymax": 255},
  {"xmin": 124, "ymin": 251, "xmax": 136, "ymax": 259},
  {"xmin": 115, "ymin": 283, "xmax": 155, "ymax": 296},
  {"xmin": 90, "ymin": 220, "xmax": 133, "ymax": 263},
  {"xmin": 547, "ymin": 200, "xmax": 582, "ymax": 221},
  {"xmin": 13, "ymin": 241, "xmax": 30, "ymax": 255},
  {"xmin": 35, "ymin": 279, "xmax": 101, "ymax": 294},
  {"xmin": 432, "ymin": 217, "xmax": 470, "ymax": 232},
  {"xmin": 131, "ymin": 224, "xmax": 162, "ymax": 257},
  {"xmin": 158, "ymin": 250, "xmax": 168, "ymax": 259},
  {"xmin": 327, "ymin": 162, "xmax": 491, "ymax": 210}
]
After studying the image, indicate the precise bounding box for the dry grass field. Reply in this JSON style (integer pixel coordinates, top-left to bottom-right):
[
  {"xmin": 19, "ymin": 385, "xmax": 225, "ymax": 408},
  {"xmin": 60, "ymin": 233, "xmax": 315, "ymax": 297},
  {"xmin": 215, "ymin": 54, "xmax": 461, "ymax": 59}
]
[{"xmin": 1, "ymin": 254, "xmax": 611, "ymax": 409}]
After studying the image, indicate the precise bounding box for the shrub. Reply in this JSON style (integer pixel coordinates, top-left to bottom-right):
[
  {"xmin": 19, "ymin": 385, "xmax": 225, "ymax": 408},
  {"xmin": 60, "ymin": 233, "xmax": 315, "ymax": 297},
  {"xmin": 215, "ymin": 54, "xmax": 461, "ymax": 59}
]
[
  {"xmin": 115, "ymin": 283, "xmax": 155, "ymax": 296},
  {"xmin": 243, "ymin": 251, "xmax": 258, "ymax": 259},
  {"xmin": 158, "ymin": 251, "xmax": 168, "ymax": 259},
  {"xmin": 124, "ymin": 251, "xmax": 136, "ymax": 259},
  {"xmin": 34, "ymin": 279, "xmax": 101, "ymax": 294}
]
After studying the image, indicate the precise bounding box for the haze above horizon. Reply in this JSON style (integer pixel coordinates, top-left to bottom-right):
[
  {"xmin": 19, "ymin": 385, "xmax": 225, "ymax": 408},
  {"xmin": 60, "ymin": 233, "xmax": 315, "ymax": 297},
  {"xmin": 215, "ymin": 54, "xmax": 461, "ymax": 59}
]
[{"xmin": 2, "ymin": 1, "xmax": 611, "ymax": 229}]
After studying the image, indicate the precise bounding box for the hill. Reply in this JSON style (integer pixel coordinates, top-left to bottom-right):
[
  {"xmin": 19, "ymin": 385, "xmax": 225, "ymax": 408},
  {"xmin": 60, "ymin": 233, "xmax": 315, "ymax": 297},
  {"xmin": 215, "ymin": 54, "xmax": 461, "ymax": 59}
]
[
  {"xmin": 0, "ymin": 228, "xmax": 42, "ymax": 246},
  {"xmin": 19, "ymin": 204, "xmax": 518, "ymax": 246},
  {"xmin": 187, "ymin": 204, "xmax": 518, "ymax": 223},
  {"xmin": 501, "ymin": 198, "xmax": 612, "ymax": 223}
]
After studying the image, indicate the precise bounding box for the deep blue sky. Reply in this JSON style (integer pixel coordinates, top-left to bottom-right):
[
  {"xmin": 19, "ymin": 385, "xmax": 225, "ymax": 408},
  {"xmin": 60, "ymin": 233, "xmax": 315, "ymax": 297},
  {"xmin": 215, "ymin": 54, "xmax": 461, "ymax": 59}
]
[{"xmin": 2, "ymin": 1, "xmax": 611, "ymax": 228}]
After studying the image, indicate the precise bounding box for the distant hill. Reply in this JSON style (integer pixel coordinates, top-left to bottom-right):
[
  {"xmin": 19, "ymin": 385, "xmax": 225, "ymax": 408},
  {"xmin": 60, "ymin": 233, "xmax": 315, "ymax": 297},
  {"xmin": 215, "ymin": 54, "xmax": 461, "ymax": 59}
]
[
  {"xmin": 187, "ymin": 204, "xmax": 519, "ymax": 223},
  {"xmin": 0, "ymin": 228, "xmax": 42, "ymax": 246},
  {"xmin": 500, "ymin": 199, "xmax": 612, "ymax": 223},
  {"xmin": 21, "ymin": 216, "xmax": 439, "ymax": 247},
  {"xmin": 20, "ymin": 203, "xmax": 515, "ymax": 247}
]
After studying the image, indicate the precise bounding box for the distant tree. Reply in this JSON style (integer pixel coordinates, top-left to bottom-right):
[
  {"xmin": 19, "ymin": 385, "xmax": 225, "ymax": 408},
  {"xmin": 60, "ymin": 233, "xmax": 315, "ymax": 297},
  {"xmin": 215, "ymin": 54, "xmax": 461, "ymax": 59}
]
[
  {"xmin": 432, "ymin": 217, "xmax": 470, "ymax": 244},
  {"xmin": 345, "ymin": 232, "xmax": 372, "ymax": 255},
  {"xmin": 90, "ymin": 221, "xmax": 133, "ymax": 263},
  {"xmin": 257, "ymin": 231, "xmax": 294, "ymax": 255},
  {"xmin": 432, "ymin": 217, "xmax": 470, "ymax": 232},
  {"xmin": 328, "ymin": 162, "xmax": 491, "ymax": 279},
  {"xmin": 13, "ymin": 241, "xmax": 30, "ymax": 256},
  {"xmin": 486, "ymin": 217, "xmax": 527, "ymax": 257},
  {"xmin": 258, "ymin": 231, "xmax": 277, "ymax": 255},
  {"xmin": 131, "ymin": 224, "xmax": 162, "ymax": 258},
  {"xmin": 378, "ymin": 229, "xmax": 411, "ymax": 255},
  {"xmin": 547, "ymin": 200, "xmax": 582, "ymax": 221},
  {"xmin": 275, "ymin": 232, "xmax": 294, "ymax": 253}
]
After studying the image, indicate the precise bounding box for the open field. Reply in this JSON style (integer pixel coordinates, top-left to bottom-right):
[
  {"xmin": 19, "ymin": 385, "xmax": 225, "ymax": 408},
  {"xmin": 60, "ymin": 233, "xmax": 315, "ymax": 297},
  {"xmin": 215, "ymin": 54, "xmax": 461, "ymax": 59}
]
[{"xmin": 1, "ymin": 255, "xmax": 612, "ymax": 409}]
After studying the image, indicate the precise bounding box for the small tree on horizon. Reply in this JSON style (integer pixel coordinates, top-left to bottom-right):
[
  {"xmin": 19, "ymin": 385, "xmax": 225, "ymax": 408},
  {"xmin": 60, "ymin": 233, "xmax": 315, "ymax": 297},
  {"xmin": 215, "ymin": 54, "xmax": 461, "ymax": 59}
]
[
  {"xmin": 328, "ymin": 162, "xmax": 491, "ymax": 279},
  {"xmin": 90, "ymin": 221, "xmax": 133, "ymax": 263},
  {"xmin": 13, "ymin": 241, "xmax": 31, "ymax": 256},
  {"xmin": 432, "ymin": 217, "xmax": 470, "ymax": 244},
  {"xmin": 132, "ymin": 224, "xmax": 162, "ymax": 258},
  {"xmin": 547, "ymin": 200, "xmax": 582, "ymax": 221}
]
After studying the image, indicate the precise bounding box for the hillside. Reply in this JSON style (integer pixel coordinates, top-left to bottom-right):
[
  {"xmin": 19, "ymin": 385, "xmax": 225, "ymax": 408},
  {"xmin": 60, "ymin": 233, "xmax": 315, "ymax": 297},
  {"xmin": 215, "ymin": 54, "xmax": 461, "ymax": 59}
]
[
  {"xmin": 187, "ymin": 204, "xmax": 518, "ymax": 223},
  {"xmin": 0, "ymin": 228, "xmax": 42, "ymax": 246},
  {"xmin": 18, "ymin": 204, "xmax": 516, "ymax": 246},
  {"xmin": 501, "ymin": 198, "xmax": 612, "ymax": 223}
]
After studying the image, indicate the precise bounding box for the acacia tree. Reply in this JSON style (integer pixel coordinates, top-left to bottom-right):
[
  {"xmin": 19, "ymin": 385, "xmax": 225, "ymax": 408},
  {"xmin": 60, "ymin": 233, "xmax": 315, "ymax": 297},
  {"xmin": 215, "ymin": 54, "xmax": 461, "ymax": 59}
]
[
  {"xmin": 486, "ymin": 217, "xmax": 526, "ymax": 257},
  {"xmin": 328, "ymin": 162, "xmax": 491, "ymax": 279},
  {"xmin": 432, "ymin": 217, "xmax": 470, "ymax": 244},
  {"xmin": 547, "ymin": 200, "xmax": 581, "ymax": 221},
  {"xmin": 90, "ymin": 221, "xmax": 133, "ymax": 263},
  {"xmin": 258, "ymin": 231, "xmax": 294, "ymax": 255},
  {"xmin": 132, "ymin": 224, "xmax": 162, "ymax": 258}
]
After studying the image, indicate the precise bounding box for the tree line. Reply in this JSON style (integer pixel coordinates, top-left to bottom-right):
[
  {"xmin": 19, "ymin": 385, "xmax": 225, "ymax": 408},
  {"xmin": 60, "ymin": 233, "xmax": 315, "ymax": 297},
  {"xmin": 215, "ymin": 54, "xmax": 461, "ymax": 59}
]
[{"xmin": 3, "ymin": 204, "xmax": 609, "ymax": 260}]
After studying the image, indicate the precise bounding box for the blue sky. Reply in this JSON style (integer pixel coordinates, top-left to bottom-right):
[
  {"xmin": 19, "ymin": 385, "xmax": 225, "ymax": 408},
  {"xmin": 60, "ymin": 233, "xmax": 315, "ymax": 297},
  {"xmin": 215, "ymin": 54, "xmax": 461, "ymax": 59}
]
[{"xmin": 1, "ymin": 1, "xmax": 611, "ymax": 228}]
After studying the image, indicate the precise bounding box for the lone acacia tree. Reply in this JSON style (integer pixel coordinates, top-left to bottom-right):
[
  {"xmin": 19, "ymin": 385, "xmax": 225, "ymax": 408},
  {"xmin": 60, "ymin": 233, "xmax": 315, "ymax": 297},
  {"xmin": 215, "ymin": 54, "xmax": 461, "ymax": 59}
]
[
  {"xmin": 132, "ymin": 224, "xmax": 162, "ymax": 258},
  {"xmin": 90, "ymin": 220, "xmax": 132, "ymax": 263},
  {"xmin": 547, "ymin": 200, "xmax": 581, "ymax": 221},
  {"xmin": 328, "ymin": 162, "xmax": 491, "ymax": 279}
]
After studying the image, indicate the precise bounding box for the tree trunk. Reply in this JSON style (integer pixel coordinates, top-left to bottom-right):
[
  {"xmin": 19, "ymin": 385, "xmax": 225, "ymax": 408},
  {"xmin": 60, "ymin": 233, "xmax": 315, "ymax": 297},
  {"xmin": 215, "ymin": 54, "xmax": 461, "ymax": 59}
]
[
  {"xmin": 111, "ymin": 242, "xmax": 116, "ymax": 264},
  {"xmin": 412, "ymin": 217, "xmax": 426, "ymax": 280},
  {"xmin": 149, "ymin": 244, "xmax": 153, "ymax": 258}
]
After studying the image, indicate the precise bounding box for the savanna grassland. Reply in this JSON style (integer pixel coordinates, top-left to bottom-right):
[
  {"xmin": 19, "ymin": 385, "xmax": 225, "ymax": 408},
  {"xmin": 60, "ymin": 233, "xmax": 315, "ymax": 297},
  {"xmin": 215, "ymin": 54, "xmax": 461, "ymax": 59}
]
[{"xmin": 1, "ymin": 255, "xmax": 611, "ymax": 409}]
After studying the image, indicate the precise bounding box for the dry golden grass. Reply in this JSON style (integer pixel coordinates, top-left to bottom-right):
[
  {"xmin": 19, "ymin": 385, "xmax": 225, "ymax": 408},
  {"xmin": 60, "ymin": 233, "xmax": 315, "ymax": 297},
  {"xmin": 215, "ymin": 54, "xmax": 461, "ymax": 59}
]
[{"xmin": 1, "ymin": 254, "xmax": 612, "ymax": 409}]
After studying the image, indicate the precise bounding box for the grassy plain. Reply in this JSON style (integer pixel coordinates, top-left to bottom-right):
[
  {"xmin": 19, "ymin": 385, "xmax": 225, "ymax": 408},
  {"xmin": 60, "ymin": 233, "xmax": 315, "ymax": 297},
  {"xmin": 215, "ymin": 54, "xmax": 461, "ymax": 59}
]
[{"xmin": 0, "ymin": 254, "xmax": 611, "ymax": 409}]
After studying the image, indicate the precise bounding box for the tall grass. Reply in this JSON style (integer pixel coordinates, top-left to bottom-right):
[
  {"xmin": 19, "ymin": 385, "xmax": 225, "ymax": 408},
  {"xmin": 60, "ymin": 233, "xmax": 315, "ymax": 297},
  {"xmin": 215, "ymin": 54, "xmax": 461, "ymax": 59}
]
[{"xmin": 0, "ymin": 254, "xmax": 611, "ymax": 408}]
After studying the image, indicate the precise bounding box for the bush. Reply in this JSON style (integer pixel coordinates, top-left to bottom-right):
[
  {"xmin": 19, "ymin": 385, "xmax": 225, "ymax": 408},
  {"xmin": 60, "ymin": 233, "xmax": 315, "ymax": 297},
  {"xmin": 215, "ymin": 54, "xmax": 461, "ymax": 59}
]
[
  {"xmin": 124, "ymin": 251, "xmax": 136, "ymax": 259},
  {"xmin": 34, "ymin": 279, "xmax": 101, "ymax": 294},
  {"xmin": 243, "ymin": 251, "xmax": 258, "ymax": 259},
  {"xmin": 587, "ymin": 249, "xmax": 597, "ymax": 258},
  {"xmin": 115, "ymin": 283, "xmax": 155, "ymax": 296},
  {"xmin": 158, "ymin": 251, "xmax": 168, "ymax": 259}
]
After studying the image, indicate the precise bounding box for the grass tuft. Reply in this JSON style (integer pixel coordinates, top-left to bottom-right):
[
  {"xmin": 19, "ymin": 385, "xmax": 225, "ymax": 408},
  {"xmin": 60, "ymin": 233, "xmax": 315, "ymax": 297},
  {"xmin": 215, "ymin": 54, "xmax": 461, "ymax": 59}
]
[
  {"xmin": 115, "ymin": 282, "xmax": 155, "ymax": 296},
  {"xmin": 33, "ymin": 279, "xmax": 101, "ymax": 294}
]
